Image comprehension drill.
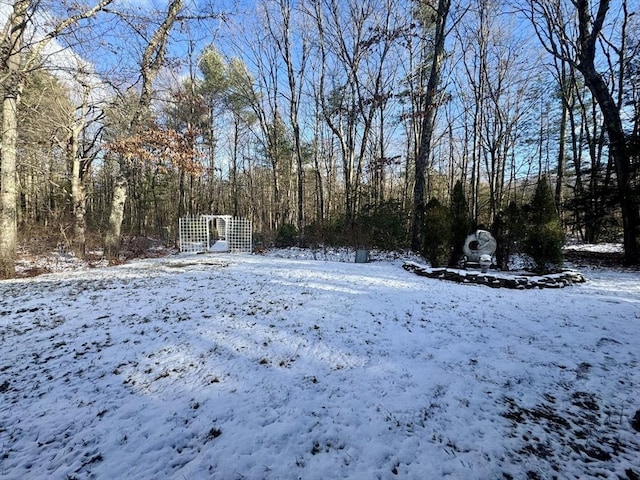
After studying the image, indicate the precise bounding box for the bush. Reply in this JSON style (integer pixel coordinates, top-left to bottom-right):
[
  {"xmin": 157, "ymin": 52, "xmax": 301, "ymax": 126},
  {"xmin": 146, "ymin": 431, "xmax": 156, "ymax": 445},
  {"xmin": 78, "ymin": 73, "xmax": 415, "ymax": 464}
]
[
  {"xmin": 303, "ymin": 201, "xmax": 410, "ymax": 250},
  {"xmin": 524, "ymin": 176, "xmax": 565, "ymax": 273},
  {"xmin": 303, "ymin": 218, "xmax": 349, "ymax": 247},
  {"xmin": 492, "ymin": 201, "xmax": 526, "ymax": 271},
  {"xmin": 356, "ymin": 200, "xmax": 410, "ymax": 250},
  {"xmin": 421, "ymin": 198, "xmax": 452, "ymax": 267},
  {"xmin": 275, "ymin": 223, "xmax": 298, "ymax": 247},
  {"xmin": 449, "ymin": 180, "xmax": 472, "ymax": 266}
]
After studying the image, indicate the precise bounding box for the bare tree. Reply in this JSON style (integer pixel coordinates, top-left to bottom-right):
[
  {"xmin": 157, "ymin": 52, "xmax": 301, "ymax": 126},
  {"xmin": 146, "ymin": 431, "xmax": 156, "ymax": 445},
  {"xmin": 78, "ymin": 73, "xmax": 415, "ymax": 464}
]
[
  {"xmin": 525, "ymin": 0, "xmax": 639, "ymax": 264},
  {"xmin": 1, "ymin": 0, "xmax": 114, "ymax": 278},
  {"xmin": 103, "ymin": 0, "xmax": 185, "ymax": 261},
  {"xmin": 230, "ymin": 7, "xmax": 293, "ymax": 232},
  {"xmin": 312, "ymin": 0, "xmax": 404, "ymax": 230},
  {"xmin": 263, "ymin": 0, "xmax": 309, "ymax": 241},
  {"xmin": 17, "ymin": 70, "xmax": 72, "ymax": 229},
  {"xmin": 69, "ymin": 81, "xmax": 100, "ymax": 257}
]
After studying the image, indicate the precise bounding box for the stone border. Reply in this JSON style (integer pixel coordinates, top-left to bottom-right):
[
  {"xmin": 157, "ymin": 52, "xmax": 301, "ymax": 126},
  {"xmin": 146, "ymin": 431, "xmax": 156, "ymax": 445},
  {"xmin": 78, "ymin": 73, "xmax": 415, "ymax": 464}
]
[{"xmin": 403, "ymin": 262, "xmax": 587, "ymax": 289}]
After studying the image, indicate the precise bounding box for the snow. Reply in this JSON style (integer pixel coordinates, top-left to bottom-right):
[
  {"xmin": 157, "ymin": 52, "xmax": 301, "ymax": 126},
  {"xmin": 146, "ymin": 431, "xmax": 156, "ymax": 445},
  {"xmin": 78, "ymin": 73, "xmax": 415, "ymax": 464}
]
[
  {"xmin": 1, "ymin": 250, "xmax": 639, "ymax": 479},
  {"xmin": 210, "ymin": 240, "xmax": 229, "ymax": 252},
  {"xmin": 565, "ymin": 242, "xmax": 624, "ymax": 254}
]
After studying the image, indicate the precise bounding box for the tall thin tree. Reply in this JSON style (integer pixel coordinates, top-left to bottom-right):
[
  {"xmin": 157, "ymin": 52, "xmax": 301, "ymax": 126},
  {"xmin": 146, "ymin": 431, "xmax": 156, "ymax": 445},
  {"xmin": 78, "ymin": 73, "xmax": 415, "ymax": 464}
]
[{"xmin": 411, "ymin": 0, "xmax": 452, "ymax": 251}]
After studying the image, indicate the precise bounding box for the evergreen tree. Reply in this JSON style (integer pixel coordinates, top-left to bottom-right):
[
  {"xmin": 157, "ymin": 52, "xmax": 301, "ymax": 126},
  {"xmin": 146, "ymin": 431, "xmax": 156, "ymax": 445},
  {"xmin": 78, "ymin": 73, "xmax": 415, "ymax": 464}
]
[
  {"xmin": 275, "ymin": 223, "xmax": 298, "ymax": 247},
  {"xmin": 356, "ymin": 200, "xmax": 409, "ymax": 251},
  {"xmin": 524, "ymin": 175, "xmax": 565, "ymax": 273},
  {"xmin": 449, "ymin": 180, "xmax": 472, "ymax": 266},
  {"xmin": 422, "ymin": 198, "xmax": 451, "ymax": 267},
  {"xmin": 492, "ymin": 201, "xmax": 526, "ymax": 271}
]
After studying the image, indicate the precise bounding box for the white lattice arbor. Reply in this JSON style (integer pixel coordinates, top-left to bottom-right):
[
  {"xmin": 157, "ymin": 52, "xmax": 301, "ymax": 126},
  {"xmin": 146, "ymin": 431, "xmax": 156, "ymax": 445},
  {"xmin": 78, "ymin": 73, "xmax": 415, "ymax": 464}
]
[{"xmin": 179, "ymin": 215, "xmax": 252, "ymax": 254}]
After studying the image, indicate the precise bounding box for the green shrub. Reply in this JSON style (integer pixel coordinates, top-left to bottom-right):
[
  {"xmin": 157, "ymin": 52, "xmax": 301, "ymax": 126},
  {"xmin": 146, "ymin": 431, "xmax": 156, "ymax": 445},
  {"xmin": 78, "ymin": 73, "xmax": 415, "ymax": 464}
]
[
  {"xmin": 304, "ymin": 201, "xmax": 410, "ymax": 250},
  {"xmin": 303, "ymin": 218, "xmax": 348, "ymax": 247},
  {"xmin": 492, "ymin": 201, "xmax": 526, "ymax": 271},
  {"xmin": 524, "ymin": 176, "xmax": 565, "ymax": 273},
  {"xmin": 275, "ymin": 223, "xmax": 298, "ymax": 247},
  {"xmin": 356, "ymin": 200, "xmax": 410, "ymax": 250},
  {"xmin": 449, "ymin": 180, "xmax": 472, "ymax": 266},
  {"xmin": 421, "ymin": 198, "xmax": 452, "ymax": 267}
]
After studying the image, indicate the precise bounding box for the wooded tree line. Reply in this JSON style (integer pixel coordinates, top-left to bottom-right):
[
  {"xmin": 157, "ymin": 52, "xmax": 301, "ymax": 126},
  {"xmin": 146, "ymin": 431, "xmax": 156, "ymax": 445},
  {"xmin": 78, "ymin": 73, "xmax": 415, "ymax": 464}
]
[{"xmin": 1, "ymin": 0, "xmax": 638, "ymax": 278}]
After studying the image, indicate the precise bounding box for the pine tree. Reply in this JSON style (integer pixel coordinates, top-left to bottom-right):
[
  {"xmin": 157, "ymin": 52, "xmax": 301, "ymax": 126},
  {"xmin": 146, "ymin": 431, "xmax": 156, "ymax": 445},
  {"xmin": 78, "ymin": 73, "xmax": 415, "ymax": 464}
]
[
  {"xmin": 492, "ymin": 201, "xmax": 526, "ymax": 271},
  {"xmin": 449, "ymin": 180, "xmax": 472, "ymax": 266},
  {"xmin": 525, "ymin": 175, "xmax": 565, "ymax": 273},
  {"xmin": 422, "ymin": 198, "xmax": 451, "ymax": 267}
]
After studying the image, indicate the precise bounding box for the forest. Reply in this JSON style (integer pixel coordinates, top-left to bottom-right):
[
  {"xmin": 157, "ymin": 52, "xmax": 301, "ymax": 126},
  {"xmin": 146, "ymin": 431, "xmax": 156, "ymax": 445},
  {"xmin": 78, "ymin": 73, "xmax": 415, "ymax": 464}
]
[{"xmin": 1, "ymin": 0, "xmax": 639, "ymax": 279}]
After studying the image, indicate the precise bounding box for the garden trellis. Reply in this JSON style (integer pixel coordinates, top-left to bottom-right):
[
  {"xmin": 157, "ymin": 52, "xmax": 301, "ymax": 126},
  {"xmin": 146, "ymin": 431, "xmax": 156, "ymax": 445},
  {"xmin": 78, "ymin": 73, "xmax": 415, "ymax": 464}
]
[{"xmin": 179, "ymin": 215, "xmax": 252, "ymax": 254}]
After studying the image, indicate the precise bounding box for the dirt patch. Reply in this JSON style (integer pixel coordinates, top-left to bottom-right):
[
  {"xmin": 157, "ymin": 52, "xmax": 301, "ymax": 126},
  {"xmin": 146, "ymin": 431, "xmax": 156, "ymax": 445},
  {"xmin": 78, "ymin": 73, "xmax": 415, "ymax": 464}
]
[{"xmin": 501, "ymin": 391, "xmax": 640, "ymax": 478}]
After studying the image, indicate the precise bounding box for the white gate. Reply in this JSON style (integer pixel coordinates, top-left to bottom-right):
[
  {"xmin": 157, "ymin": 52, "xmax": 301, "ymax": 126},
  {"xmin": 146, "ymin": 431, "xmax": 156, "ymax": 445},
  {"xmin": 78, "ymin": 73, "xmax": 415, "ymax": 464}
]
[{"xmin": 179, "ymin": 215, "xmax": 252, "ymax": 254}]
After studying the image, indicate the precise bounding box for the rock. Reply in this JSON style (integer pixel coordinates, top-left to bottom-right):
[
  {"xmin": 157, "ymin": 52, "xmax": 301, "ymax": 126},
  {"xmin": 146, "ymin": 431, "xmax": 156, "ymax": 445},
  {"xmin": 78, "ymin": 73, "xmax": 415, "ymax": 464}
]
[
  {"xmin": 403, "ymin": 262, "xmax": 586, "ymax": 289},
  {"xmin": 632, "ymin": 409, "xmax": 640, "ymax": 432}
]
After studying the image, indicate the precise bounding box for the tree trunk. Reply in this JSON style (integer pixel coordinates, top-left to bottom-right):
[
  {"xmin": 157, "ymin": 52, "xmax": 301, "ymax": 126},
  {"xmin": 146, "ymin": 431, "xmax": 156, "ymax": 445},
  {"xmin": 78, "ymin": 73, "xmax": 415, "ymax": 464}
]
[
  {"xmin": 70, "ymin": 134, "xmax": 87, "ymax": 258},
  {"xmin": 0, "ymin": 0, "xmax": 29, "ymax": 279},
  {"xmin": 411, "ymin": 0, "xmax": 452, "ymax": 251},
  {"xmin": 232, "ymin": 121, "xmax": 240, "ymax": 217},
  {"xmin": 312, "ymin": 120, "xmax": 324, "ymax": 223},
  {"xmin": 104, "ymin": 178, "xmax": 127, "ymax": 261},
  {"xmin": 0, "ymin": 93, "xmax": 19, "ymax": 279},
  {"xmin": 68, "ymin": 80, "xmax": 95, "ymax": 259},
  {"xmin": 277, "ymin": 0, "xmax": 306, "ymax": 243},
  {"xmin": 582, "ymin": 65, "xmax": 639, "ymax": 260},
  {"xmin": 555, "ymin": 82, "xmax": 569, "ymax": 217},
  {"xmin": 575, "ymin": 0, "xmax": 639, "ymax": 263}
]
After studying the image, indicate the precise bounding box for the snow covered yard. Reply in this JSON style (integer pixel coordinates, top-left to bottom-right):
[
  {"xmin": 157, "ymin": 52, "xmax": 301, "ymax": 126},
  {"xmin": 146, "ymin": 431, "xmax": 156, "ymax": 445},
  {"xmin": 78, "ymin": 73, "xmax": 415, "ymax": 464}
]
[{"xmin": 1, "ymin": 252, "xmax": 639, "ymax": 479}]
